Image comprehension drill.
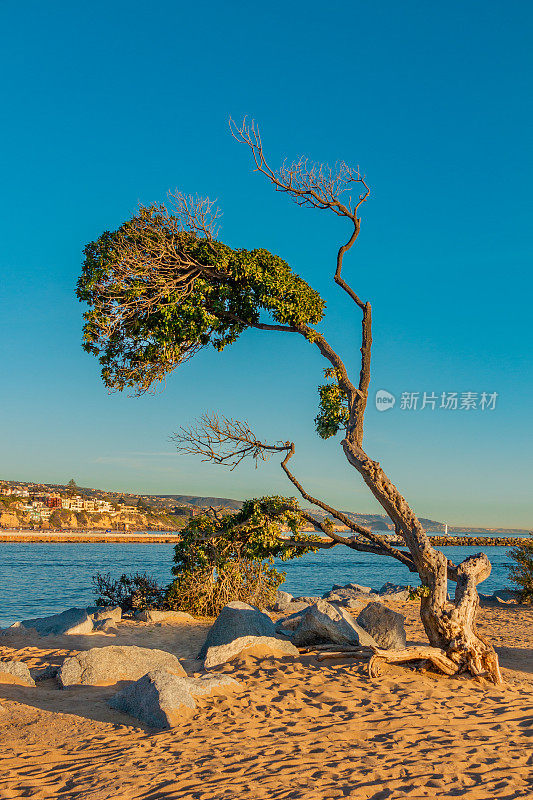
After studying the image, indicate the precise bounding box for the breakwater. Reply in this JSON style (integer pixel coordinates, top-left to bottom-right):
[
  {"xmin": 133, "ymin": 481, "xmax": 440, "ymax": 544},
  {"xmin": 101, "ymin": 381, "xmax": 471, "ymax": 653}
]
[
  {"xmin": 296, "ymin": 534, "xmax": 527, "ymax": 549},
  {"xmin": 0, "ymin": 530, "xmax": 526, "ymax": 546},
  {"xmin": 0, "ymin": 530, "xmax": 180, "ymax": 543},
  {"xmin": 428, "ymin": 535, "xmax": 526, "ymax": 547}
]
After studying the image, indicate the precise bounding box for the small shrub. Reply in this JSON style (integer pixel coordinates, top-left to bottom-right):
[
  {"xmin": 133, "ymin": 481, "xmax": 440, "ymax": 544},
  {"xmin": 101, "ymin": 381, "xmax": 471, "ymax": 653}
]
[
  {"xmin": 167, "ymin": 496, "xmax": 319, "ymax": 617},
  {"xmin": 166, "ymin": 558, "xmax": 284, "ymax": 617},
  {"xmin": 408, "ymin": 584, "xmax": 431, "ymax": 601},
  {"xmin": 506, "ymin": 535, "xmax": 533, "ymax": 603},
  {"xmin": 92, "ymin": 571, "xmax": 165, "ymax": 612}
]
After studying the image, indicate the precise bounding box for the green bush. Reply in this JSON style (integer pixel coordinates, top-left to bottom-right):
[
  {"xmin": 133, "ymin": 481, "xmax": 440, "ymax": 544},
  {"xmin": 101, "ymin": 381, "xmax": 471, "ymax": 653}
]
[
  {"xmin": 506, "ymin": 535, "xmax": 533, "ymax": 603},
  {"xmin": 92, "ymin": 572, "xmax": 165, "ymax": 612},
  {"xmin": 166, "ymin": 496, "xmax": 319, "ymax": 617}
]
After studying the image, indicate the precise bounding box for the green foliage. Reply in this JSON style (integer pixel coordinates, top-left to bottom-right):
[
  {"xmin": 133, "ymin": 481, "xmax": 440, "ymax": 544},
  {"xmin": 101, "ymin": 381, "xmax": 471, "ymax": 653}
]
[
  {"xmin": 167, "ymin": 496, "xmax": 320, "ymax": 616},
  {"xmin": 315, "ymin": 368, "xmax": 350, "ymax": 439},
  {"xmin": 92, "ymin": 572, "xmax": 165, "ymax": 612},
  {"xmin": 77, "ymin": 206, "xmax": 325, "ymax": 392},
  {"xmin": 408, "ymin": 584, "xmax": 431, "ymax": 601},
  {"xmin": 506, "ymin": 535, "xmax": 533, "ymax": 603}
]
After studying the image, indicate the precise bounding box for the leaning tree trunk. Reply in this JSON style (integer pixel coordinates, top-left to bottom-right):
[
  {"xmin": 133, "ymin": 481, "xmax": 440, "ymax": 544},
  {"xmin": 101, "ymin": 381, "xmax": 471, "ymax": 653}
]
[{"xmin": 343, "ymin": 439, "xmax": 502, "ymax": 683}]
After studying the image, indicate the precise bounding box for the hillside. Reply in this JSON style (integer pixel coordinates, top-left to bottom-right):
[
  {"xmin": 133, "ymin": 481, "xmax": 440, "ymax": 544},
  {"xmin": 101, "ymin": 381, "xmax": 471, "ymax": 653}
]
[
  {"xmin": 0, "ymin": 504, "xmax": 187, "ymax": 532},
  {"xmin": 1, "ymin": 478, "xmax": 529, "ymax": 534}
]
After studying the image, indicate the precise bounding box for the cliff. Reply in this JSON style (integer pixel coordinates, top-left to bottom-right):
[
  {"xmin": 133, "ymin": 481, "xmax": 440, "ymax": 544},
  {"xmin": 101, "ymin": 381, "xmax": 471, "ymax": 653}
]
[{"xmin": 0, "ymin": 508, "xmax": 186, "ymax": 532}]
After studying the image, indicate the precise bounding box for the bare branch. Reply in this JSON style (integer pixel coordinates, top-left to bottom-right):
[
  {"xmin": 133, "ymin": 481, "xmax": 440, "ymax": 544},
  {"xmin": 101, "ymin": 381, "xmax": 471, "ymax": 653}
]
[
  {"xmin": 172, "ymin": 413, "xmax": 289, "ymax": 471},
  {"xmin": 230, "ymin": 117, "xmax": 370, "ymax": 219},
  {"xmin": 230, "ymin": 116, "xmax": 371, "ymax": 442},
  {"xmin": 167, "ymin": 190, "xmax": 222, "ymax": 240},
  {"xmin": 280, "ymin": 444, "xmax": 417, "ymax": 570}
]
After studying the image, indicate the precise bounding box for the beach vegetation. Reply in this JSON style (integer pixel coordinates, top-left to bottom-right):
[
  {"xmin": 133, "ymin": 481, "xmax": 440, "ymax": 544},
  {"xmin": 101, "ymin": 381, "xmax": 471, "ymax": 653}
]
[
  {"xmin": 92, "ymin": 571, "xmax": 165, "ymax": 612},
  {"xmin": 166, "ymin": 496, "xmax": 319, "ymax": 616},
  {"xmin": 506, "ymin": 535, "xmax": 533, "ymax": 603}
]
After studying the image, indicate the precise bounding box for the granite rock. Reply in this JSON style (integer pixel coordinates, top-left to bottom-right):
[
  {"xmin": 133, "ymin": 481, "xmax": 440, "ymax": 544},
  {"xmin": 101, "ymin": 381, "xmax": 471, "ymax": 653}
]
[
  {"xmin": 9, "ymin": 608, "xmax": 94, "ymax": 637},
  {"xmin": 0, "ymin": 660, "xmax": 35, "ymax": 686},
  {"xmin": 108, "ymin": 669, "xmax": 241, "ymax": 728},
  {"xmin": 58, "ymin": 645, "xmax": 186, "ymax": 687},
  {"xmin": 356, "ymin": 602, "xmax": 406, "ymax": 650},
  {"xmin": 291, "ymin": 600, "xmax": 378, "ymax": 648},
  {"xmin": 198, "ymin": 602, "xmax": 275, "ymax": 660}
]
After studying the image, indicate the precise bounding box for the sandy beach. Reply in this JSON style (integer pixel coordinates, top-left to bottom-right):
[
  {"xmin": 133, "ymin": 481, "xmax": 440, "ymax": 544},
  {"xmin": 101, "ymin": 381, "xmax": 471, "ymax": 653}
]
[{"xmin": 0, "ymin": 599, "xmax": 532, "ymax": 800}]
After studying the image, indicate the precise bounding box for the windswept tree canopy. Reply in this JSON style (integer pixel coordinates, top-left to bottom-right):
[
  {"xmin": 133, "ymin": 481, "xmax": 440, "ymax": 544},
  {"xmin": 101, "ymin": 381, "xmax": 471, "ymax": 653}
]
[{"xmin": 77, "ymin": 201, "xmax": 325, "ymax": 393}]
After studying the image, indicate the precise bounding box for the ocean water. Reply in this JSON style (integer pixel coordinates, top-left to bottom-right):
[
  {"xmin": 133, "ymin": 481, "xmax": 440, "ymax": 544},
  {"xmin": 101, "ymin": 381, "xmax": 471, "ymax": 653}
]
[{"xmin": 0, "ymin": 537, "xmax": 520, "ymax": 627}]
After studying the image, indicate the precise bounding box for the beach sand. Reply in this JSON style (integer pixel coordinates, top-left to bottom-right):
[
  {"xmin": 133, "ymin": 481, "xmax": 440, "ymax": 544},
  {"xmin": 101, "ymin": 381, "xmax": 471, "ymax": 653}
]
[{"xmin": 0, "ymin": 601, "xmax": 532, "ymax": 800}]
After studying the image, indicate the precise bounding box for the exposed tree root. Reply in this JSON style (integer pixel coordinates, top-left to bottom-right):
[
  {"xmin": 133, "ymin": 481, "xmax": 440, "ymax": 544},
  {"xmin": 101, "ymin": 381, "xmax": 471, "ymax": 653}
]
[
  {"xmin": 316, "ymin": 649, "xmax": 371, "ymax": 661},
  {"xmin": 368, "ymin": 646, "xmax": 458, "ymax": 678},
  {"xmin": 368, "ymin": 645, "xmax": 503, "ymax": 684}
]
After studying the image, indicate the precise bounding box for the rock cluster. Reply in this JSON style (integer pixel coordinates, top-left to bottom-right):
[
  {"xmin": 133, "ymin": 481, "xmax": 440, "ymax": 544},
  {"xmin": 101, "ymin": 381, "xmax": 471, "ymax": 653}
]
[{"xmin": 289, "ymin": 600, "xmax": 379, "ymax": 648}]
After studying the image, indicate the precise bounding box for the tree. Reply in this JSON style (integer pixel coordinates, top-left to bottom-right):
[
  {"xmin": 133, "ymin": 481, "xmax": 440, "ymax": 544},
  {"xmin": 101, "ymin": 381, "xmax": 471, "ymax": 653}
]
[{"xmin": 77, "ymin": 119, "xmax": 501, "ymax": 683}]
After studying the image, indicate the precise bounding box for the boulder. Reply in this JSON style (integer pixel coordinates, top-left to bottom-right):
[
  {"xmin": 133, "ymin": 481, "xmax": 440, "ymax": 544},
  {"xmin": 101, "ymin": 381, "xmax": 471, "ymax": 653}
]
[
  {"xmin": 378, "ymin": 583, "xmax": 410, "ymax": 602},
  {"xmin": 9, "ymin": 608, "xmax": 94, "ymax": 637},
  {"xmin": 331, "ymin": 582, "xmax": 372, "ymax": 595},
  {"xmin": 204, "ymin": 635, "xmax": 299, "ymax": 668},
  {"xmin": 271, "ymin": 590, "xmax": 293, "ymax": 612},
  {"xmin": 198, "ymin": 601, "xmax": 275, "ymax": 660},
  {"xmin": 0, "ymin": 660, "xmax": 35, "ymax": 686},
  {"xmin": 108, "ymin": 669, "xmax": 241, "ymax": 728},
  {"xmin": 322, "ymin": 584, "xmax": 377, "ymax": 605},
  {"xmin": 134, "ymin": 609, "xmax": 195, "ymax": 623},
  {"xmin": 58, "ymin": 645, "xmax": 186, "ymax": 687},
  {"xmin": 275, "ymin": 607, "xmax": 308, "ymax": 633},
  {"xmin": 93, "ymin": 618, "xmax": 119, "ymax": 633},
  {"xmin": 323, "ymin": 592, "xmax": 365, "ymax": 611},
  {"xmin": 356, "ymin": 602, "xmax": 406, "ymax": 650},
  {"xmin": 291, "ymin": 600, "xmax": 378, "ymax": 648},
  {"xmin": 87, "ymin": 605, "xmax": 122, "ymax": 623},
  {"xmin": 30, "ymin": 664, "xmax": 60, "ymax": 682},
  {"xmin": 343, "ymin": 598, "xmax": 365, "ymax": 611},
  {"xmin": 293, "ymin": 596, "xmax": 321, "ymax": 604},
  {"xmin": 283, "ymin": 601, "xmax": 313, "ymax": 614},
  {"xmin": 492, "ymin": 589, "xmax": 520, "ymax": 603}
]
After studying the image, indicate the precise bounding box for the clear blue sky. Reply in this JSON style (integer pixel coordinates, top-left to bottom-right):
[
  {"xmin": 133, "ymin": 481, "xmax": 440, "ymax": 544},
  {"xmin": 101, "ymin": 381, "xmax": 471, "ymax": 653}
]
[{"xmin": 1, "ymin": 1, "xmax": 531, "ymax": 527}]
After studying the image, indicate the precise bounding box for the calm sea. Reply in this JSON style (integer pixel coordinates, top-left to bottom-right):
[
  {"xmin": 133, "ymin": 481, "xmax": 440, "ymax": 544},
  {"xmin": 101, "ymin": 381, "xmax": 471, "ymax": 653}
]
[{"xmin": 0, "ymin": 534, "xmax": 522, "ymax": 627}]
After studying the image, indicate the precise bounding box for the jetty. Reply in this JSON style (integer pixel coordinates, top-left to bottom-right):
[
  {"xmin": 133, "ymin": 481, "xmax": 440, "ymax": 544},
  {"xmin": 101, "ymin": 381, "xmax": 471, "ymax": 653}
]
[
  {"xmin": 0, "ymin": 529, "xmax": 527, "ymax": 546},
  {"xmin": 0, "ymin": 529, "xmax": 181, "ymax": 543}
]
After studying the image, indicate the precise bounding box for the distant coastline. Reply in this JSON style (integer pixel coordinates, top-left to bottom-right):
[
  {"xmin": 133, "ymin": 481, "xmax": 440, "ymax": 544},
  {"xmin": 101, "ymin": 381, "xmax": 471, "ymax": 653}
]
[{"xmin": 1, "ymin": 477, "xmax": 530, "ymax": 536}]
